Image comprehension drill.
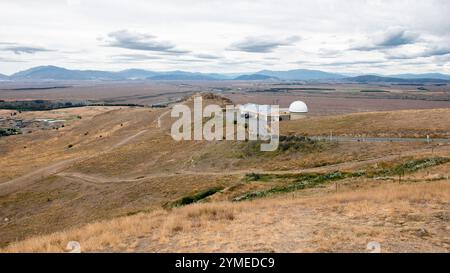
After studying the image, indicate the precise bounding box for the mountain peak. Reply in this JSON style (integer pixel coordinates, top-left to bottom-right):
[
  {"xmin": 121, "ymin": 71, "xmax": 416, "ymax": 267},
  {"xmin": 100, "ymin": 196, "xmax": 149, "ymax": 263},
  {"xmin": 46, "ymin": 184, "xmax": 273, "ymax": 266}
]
[
  {"xmin": 257, "ymin": 69, "xmax": 346, "ymax": 80},
  {"xmin": 5, "ymin": 66, "xmax": 450, "ymax": 82}
]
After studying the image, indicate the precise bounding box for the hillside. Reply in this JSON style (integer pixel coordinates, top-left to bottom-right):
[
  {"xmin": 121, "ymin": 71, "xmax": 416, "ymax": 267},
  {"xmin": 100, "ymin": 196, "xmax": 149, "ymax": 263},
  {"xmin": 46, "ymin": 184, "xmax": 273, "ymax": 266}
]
[
  {"xmin": 257, "ymin": 69, "xmax": 345, "ymax": 80},
  {"xmin": 234, "ymin": 74, "xmax": 279, "ymax": 81},
  {"xmin": 391, "ymin": 73, "xmax": 450, "ymax": 81},
  {"xmin": 148, "ymin": 72, "xmax": 217, "ymax": 81},
  {"xmin": 10, "ymin": 66, "xmax": 123, "ymax": 81},
  {"xmin": 0, "ymin": 94, "xmax": 449, "ymax": 251},
  {"xmin": 282, "ymin": 108, "xmax": 450, "ymax": 138},
  {"xmin": 3, "ymin": 167, "xmax": 449, "ymax": 253},
  {"xmin": 345, "ymin": 75, "xmax": 450, "ymax": 84},
  {"xmin": 4, "ymin": 66, "xmax": 450, "ymax": 83}
]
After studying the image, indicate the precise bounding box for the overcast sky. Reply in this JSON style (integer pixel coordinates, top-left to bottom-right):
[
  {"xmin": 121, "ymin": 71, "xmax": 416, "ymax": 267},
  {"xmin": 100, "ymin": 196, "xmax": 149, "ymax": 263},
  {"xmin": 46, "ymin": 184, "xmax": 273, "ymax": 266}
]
[{"xmin": 0, "ymin": 0, "xmax": 449, "ymax": 75}]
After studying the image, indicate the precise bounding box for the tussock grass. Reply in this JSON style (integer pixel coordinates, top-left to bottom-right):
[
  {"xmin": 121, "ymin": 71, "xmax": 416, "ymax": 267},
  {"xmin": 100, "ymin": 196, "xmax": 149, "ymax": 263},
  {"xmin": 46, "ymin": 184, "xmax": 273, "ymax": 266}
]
[
  {"xmin": 2, "ymin": 180, "xmax": 449, "ymax": 253},
  {"xmin": 236, "ymin": 171, "xmax": 349, "ymax": 201},
  {"xmin": 237, "ymin": 137, "xmax": 331, "ymax": 158},
  {"xmin": 236, "ymin": 157, "xmax": 450, "ymax": 201},
  {"xmin": 367, "ymin": 156, "xmax": 450, "ymax": 177}
]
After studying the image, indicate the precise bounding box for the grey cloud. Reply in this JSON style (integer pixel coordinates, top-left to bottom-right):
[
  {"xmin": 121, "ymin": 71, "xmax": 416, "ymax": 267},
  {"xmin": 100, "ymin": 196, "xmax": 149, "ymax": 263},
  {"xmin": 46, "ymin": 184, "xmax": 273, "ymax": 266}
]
[
  {"xmin": 106, "ymin": 30, "xmax": 190, "ymax": 54},
  {"xmin": 320, "ymin": 60, "xmax": 386, "ymax": 66},
  {"xmin": 0, "ymin": 56, "xmax": 25, "ymax": 62},
  {"xmin": 434, "ymin": 54, "xmax": 450, "ymax": 66},
  {"xmin": 290, "ymin": 60, "xmax": 386, "ymax": 67},
  {"xmin": 420, "ymin": 46, "xmax": 450, "ymax": 57},
  {"xmin": 228, "ymin": 35, "xmax": 300, "ymax": 53},
  {"xmin": 318, "ymin": 48, "xmax": 342, "ymax": 58},
  {"xmin": 174, "ymin": 58, "xmax": 210, "ymax": 63},
  {"xmin": 386, "ymin": 45, "xmax": 450, "ymax": 60},
  {"xmin": 193, "ymin": 53, "xmax": 221, "ymax": 59},
  {"xmin": 2, "ymin": 45, "xmax": 53, "ymax": 54},
  {"xmin": 352, "ymin": 28, "xmax": 418, "ymax": 51},
  {"xmin": 112, "ymin": 54, "xmax": 163, "ymax": 61}
]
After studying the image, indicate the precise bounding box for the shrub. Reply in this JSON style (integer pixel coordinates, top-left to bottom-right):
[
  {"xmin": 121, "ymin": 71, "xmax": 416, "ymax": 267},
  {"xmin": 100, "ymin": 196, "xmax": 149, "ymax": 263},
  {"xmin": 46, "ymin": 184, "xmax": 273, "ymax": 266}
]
[{"xmin": 171, "ymin": 187, "xmax": 224, "ymax": 207}]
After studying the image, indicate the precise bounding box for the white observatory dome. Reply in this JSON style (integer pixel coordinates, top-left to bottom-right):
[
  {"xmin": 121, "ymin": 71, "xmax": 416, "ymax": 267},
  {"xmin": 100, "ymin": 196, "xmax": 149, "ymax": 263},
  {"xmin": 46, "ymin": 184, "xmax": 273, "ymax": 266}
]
[{"xmin": 289, "ymin": 101, "xmax": 308, "ymax": 113}]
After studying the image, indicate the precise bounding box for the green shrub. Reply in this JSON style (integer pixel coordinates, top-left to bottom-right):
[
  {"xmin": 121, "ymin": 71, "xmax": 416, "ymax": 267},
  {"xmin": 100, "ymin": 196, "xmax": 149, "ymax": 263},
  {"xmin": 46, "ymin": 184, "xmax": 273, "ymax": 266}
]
[{"xmin": 171, "ymin": 187, "xmax": 224, "ymax": 207}]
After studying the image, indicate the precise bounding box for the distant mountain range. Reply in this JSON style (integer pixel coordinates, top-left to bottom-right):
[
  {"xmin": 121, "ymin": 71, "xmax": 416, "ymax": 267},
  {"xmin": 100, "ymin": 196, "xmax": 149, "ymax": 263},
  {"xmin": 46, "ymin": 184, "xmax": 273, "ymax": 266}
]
[
  {"xmin": 389, "ymin": 73, "xmax": 450, "ymax": 81},
  {"xmin": 256, "ymin": 69, "xmax": 346, "ymax": 80},
  {"xmin": 10, "ymin": 66, "xmax": 121, "ymax": 81},
  {"xmin": 234, "ymin": 74, "xmax": 280, "ymax": 81},
  {"xmin": 1, "ymin": 65, "xmax": 450, "ymax": 83},
  {"xmin": 5, "ymin": 66, "xmax": 233, "ymax": 81},
  {"xmin": 147, "ymin": 71, "xmax": 218, "ymax": 81},
  {"xmin": 344, "ymin": 75, "xmax": 450, "ymax": 84}
]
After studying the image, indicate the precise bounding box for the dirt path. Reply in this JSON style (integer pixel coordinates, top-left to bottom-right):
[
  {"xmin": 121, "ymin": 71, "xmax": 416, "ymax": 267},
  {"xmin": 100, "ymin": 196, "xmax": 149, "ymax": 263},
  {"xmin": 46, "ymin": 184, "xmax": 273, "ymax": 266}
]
[
  {"xmin": 54, "ymin": 145, "xmax": 448, "ymax": 186},
  {"xmin": 2, "ymin": 112, "xmax": 448, "ymax": 193},
  {"xmin": 0, "ymin": 129, "xmax": 151, "ymax": 194},
  {"xmin": 111, "ymin": 130, "xmax": 148, "ymax": 149},
  {"xmin": 155, "ymin": 109, "xmax": 171, "ymax": 129}
]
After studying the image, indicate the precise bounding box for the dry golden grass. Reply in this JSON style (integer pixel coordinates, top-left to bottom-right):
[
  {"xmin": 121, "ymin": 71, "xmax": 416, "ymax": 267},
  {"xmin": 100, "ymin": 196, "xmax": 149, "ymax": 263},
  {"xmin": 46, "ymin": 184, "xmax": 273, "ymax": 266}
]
[
  {"xmin": 282, "ymin": 108, "xmax": 450, "ymax": 138},
  {"xmin": 3, "ymin": 179, "xmax": 449, "ymax": 253},
  {"xmin": 1, "ymin": 97, "xmax": 449, "ymax": 252}
]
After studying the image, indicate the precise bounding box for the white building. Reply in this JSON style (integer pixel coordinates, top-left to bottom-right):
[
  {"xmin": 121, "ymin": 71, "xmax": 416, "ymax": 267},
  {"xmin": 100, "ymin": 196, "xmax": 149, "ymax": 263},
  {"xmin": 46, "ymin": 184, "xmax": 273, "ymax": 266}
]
[
  {"xmin": 288, "ymin": 101, "xmax": 309, "ymax": 120},
  {"xmin": 238, "ymin": 101, "xmax": 308, "ymax": 121}
]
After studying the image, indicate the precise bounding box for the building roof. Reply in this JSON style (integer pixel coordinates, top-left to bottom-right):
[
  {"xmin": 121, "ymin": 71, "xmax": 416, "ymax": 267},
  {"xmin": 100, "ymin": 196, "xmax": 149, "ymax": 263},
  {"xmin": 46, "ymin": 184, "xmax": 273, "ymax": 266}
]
[
  {"xmin": 239, "ymin": 103, "xmax": 280, "ymax": 116},
  {"xmin": 289, "ymin": 101, "xmax": 308, "ymax": 113}
]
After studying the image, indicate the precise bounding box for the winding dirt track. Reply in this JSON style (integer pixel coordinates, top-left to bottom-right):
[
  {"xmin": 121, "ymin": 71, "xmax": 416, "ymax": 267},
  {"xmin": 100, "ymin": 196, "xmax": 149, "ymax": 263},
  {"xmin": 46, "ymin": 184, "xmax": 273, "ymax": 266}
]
[
  {"xmin": 0, "ymin": 107, "xmax": 172, "ymax": 194},
  {"xmin": 54, "ymin": 145, "xmax": 448, "ymax": 186},
  {"xmin": 0, "ymin": 129, "xmax": 151, "ymax": 195},
  {"xmin": 1, "ymin": 102, "xmax": 448, "ymax": 193}
]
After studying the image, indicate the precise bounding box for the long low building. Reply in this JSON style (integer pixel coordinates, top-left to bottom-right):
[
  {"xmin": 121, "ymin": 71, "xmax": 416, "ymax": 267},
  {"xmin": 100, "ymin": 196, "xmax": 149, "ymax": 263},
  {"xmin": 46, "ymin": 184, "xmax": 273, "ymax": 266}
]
[{"xmin": 238, "ymin": 101, "xmax": 308, "ymax": 121}]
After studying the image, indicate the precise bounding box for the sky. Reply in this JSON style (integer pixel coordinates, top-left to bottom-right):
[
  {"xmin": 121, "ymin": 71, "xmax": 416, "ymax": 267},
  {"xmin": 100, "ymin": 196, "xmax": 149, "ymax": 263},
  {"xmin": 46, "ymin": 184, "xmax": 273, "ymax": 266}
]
[{"xmin": 0, "ymin": 0, "xmax": 449, "ymax": 75}]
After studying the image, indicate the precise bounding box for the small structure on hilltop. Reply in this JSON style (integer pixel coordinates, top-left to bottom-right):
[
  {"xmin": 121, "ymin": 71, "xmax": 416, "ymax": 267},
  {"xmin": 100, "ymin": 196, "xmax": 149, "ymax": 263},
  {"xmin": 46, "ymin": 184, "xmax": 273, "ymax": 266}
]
[
  {"xmin": 288, "ymin": 101, "xmax": 309, "ymax": 120},
  {"xmin": 238, "ymin": 100, "xmax": 308, "ymax": 121}
]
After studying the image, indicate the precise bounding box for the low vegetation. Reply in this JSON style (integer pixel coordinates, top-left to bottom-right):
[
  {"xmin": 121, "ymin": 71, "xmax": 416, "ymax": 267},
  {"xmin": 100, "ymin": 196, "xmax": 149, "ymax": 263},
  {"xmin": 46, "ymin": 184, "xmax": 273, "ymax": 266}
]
[
  {"xmin": 235, "ymin": 171, "xmax": 350, "ymax": 201},
  {"xmin": 368, "ymin": 157, "xmax": 450, "ymax": 177},
  {"xmin": 238, "ymin": 136, "xmax": 332, "ymax": 158},
  {"xmin": 0, "ymin": 128, "xmax": 21, "ymax": 137},
  {"xmin": 360, "ymin": 89, "xmax": 390, "ymax": 93},
  {"xmin": 2, "ymin": 180, "xmax": 448, "ymax": 253},
  {"xmin": 282, "ymin": 108, "xmax": 450, "ymax": 138},
  {"xmin": 0, "ymin": 95, "xmax": 449, "ymax": 253},
  {"xmin": 169, "ymin": 187, "xmax": 224, "ymax": 207},
  {"xmin": 235, "ymin": 156, "xmax": 450, "ymax": 201}
]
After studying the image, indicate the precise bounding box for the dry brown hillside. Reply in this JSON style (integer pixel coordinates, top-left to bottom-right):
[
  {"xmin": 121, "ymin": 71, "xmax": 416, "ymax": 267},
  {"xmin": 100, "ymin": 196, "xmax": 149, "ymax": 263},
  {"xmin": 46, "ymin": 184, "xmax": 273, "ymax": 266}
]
[
  {"xmin": 283, "ymin": 108, "xmax": 450, "ymax": 138},
  {"xmin": 3, "ymin": 176, "xmax": 449, "ymax": 253},
  {"xmin": 0, "ymin": 94, "xmax": 449, "ymax": 251}
]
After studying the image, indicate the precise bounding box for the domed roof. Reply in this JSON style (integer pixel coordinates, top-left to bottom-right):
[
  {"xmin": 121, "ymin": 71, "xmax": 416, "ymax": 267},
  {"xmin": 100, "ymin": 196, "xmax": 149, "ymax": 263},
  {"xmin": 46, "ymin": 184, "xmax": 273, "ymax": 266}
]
[{"xmin": 289, "ymin": 101, "xmax": 308, "ymax": 113}]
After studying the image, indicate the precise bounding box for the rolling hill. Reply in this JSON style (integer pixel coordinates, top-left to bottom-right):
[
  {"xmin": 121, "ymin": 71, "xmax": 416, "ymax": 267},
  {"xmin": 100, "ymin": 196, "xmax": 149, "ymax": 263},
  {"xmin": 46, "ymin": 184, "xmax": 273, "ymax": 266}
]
[
  {"xmin": 4, "ymin": 66, "xmax": 450, "ymax": 83},
  {"xmin": 115, "ymin": 69, "xmax": 158, "ymax": 80},
  {"xmin": 0, "ymin": 95, "xmax": 448, "ymax": 252},
  {"xmin": 391, "ymin": 73, "xmax": 450, "ymax": 81},
  {"xmin": 148, "ymin": 71, "xmax": 218, "ymax": 81},
  {"xmin": 257, "ymin": 69, "xmax": 346, "ymax": 80},
  {"xmin": 345, "ymin": 75, "xmax": 450, "ymax": 84},
  {"xmin": 10, "ymin": 66, "xmax": 123, "ymax": 81},
  {"xmin": 233, "ymin": 74, "xmax": 279, "ymax": 81}
]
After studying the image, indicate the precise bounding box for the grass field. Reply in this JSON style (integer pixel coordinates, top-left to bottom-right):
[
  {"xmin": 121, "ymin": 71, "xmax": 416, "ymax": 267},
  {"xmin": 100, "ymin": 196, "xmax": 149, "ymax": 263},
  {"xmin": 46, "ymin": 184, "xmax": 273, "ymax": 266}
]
[{"xmin": 0, "ymin": 93, "xmax": 449, "ymax": 251}]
